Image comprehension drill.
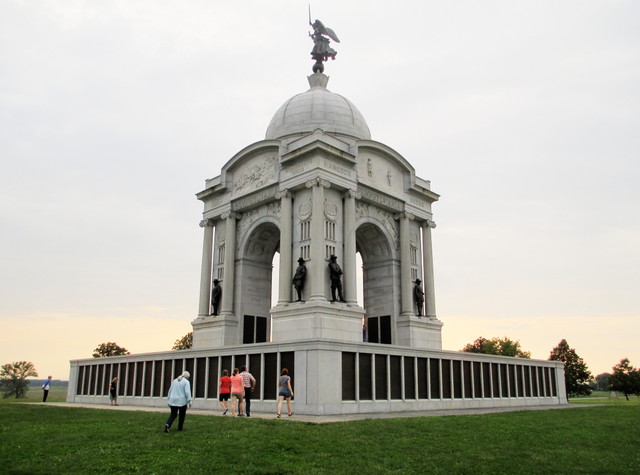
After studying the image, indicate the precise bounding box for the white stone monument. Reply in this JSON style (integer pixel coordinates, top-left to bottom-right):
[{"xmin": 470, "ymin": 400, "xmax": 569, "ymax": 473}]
[
  {"xmin": 192, "ymin": 72, "xmax": 443, "ymax": 351},
  {"xmin": 68, "ymin": 29, "xmax": 566, "ymax": 414}
]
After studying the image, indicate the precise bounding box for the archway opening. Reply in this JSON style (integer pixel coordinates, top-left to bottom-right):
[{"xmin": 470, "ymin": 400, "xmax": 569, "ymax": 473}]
[
  {"xmin": 356, "ymin": 222, "xmax": 395, "ymax": 344},
  {"xmin": 238, "ymin": 222, "xmax": 280, "ymax": 344}
]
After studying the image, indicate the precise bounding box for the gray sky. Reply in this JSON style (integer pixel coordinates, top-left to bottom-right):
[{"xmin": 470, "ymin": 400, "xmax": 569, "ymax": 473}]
[{"xmin": 1, "ymin": 0, "xmax": 638, "ymax": 379}]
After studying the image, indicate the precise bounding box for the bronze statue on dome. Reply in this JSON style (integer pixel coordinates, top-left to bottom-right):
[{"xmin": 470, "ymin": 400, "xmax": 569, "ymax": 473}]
[{"xmin": 309, "ymin": 15, "xmax": 340, "ymax": 74}]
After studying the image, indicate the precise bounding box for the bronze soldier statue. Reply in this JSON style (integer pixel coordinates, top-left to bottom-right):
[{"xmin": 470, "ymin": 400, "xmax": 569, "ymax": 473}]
[
  {"xmin": 328, "ymin": 255, "xmax": 346, "ymax": 302},
  {"xmin": 414, "ymin": 279, "xmax": 424, "ymax": 317},
  {"xmin": 211, "ymin": 279, "xmax": 221, "ymax": 316},
  {"xmin": 292, "ymin": 257, "xmax": 307, "ymax": 302}
]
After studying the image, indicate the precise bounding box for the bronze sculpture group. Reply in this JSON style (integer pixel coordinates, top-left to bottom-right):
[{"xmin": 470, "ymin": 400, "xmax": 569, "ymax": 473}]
[{"xmin": 213, "ymin": 256, "xmax": 425, "ymax": 315}]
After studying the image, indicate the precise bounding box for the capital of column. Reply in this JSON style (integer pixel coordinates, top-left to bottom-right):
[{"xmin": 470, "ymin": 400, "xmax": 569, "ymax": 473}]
[
  {"xmin": 305, "ymin": 177, "xmax": 331, "ymax": 189},
  {"xmin": 199, "ymin": 219, "xmax": 214, "ymax": 228},
  {"xmin": 221, "ymin": 211, "xmax": 242, "ymax": 221},
  {"xmin": 275, "ymin": 189, "xmax": 292, "ymax": 200},
  {"xmin": 424, "ymin": 219, "xmax": 437, "ymax": 229},
  {"xmin": 343, "ymin": 189, "xmax": 362, "ymax": 200},
  {"xmin": 394, "ymin": 212, "xmax": 415, "ymax": 221}
]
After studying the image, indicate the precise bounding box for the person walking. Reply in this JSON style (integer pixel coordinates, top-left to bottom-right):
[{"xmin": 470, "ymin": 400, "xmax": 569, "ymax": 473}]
[
  {"xmin": 276, "ymin": 368, "xmax": 294, "ymax": 418},
  {"xmin": 229, "ymin": 368, "xmax": 244, "ymax": 417},
  {"xmin": 164, "ymin": 371, "xmax": 192, "ymax": 433},
  {"xmin": 239, "ymin": 366, "xmax": 256, "ymax": 417},
  {"xmin": 218, "ymin": 369, "xmax": 231, "ymax": 415},
  {"xmin": 42, "ymin": 375, "xmax": 52, "ymax": 402},
  {"xmin": 109, "ymin": 377, "xmax": 118, "ymax": 406}
]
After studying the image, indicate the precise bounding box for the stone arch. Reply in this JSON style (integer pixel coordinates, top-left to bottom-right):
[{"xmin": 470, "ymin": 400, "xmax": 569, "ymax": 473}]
[
  {"xmin": 236, "ymin": 218, "xmax": 280, "ymax": 344},
  {"xmin": 356, "ymin": 220, "xmax": 399, "ymax": 344}
]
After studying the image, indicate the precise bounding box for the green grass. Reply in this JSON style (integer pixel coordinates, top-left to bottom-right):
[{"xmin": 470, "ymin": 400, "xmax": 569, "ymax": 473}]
[
  {"xmin": 1, "ymin": 386, "xmax": 68, "ymax": 404},
  {"xmin": 569, "ymin": 390, "xmax": 640, "ymax": 406},
  {"xmin": 0, "ymin": 396, "xmax": 638, "ymax": 474}
]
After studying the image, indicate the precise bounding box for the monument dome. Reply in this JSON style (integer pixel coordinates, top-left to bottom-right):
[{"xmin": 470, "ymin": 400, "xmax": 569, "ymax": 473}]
[{"xmin": 265, "ymin": 73, "xmax": 371, "ymax": 140}]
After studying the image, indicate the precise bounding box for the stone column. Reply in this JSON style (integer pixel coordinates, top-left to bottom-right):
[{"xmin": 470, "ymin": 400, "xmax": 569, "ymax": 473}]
[
  {"xmin": 422, "ymin": 219, "xmax": 437, "ymax": 318},
  {"xmin": 343, "ymin": 190, "xmax": 360, "ymax": 304},
  {"xmin": 220, "ymin": 212, "xmax": 240, "ymax": 315},
  {"xmin": 198, "ymin": 220, "xmax": 214, "ymax": 317},
  {"xmin": 277, "ymin": 190, "xmax": 293, "ymax": 304},
  {"xmin": 398, "ymin": 212, "xmax": 414, "ymax": 315},
  {"xmin": 307, "ymin": 178, "xmax": 330, "ymax": 301}
]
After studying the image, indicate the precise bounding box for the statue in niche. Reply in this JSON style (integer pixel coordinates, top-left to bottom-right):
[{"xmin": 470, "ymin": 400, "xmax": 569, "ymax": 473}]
[
  {"xmin": 309, "ymin": 15, "xmax": 340, "ymax": 73},
  {"xmin": 211, "ymin": 279, "xmax": 221, "ymax": 316},
  {"xmin": 328, "ymin": 255, "xmax": 346, "ymax": 302},
  {"xmin": 414, "ymin": 279, "xmax": 424, "ymax": 317},
  {"xmin": 292, "ymin": 257, "xmax": 307, "ymax": 302}
]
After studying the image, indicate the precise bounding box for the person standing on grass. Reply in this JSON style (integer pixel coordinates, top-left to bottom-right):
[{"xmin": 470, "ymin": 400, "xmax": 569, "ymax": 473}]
[
  {"xmin": 42, "ymin": 375, "xmax": 52, "ymax": 402},
  {"xmin": 229, "ymin": 368, "xmax": 244, "ymax": 417},
  {"xmin": 239, "ymin": 366, "xmax": 256, "ymax": 417},
  {"xmin": 276, "ymin": 368, "xmax": 294, "ymax": 418},
  {"xmin": 164, "ymin": 371, "xmax": 192, "ymax": 433},
  {"xmin": 218, "ymin": 369, "xmax": 231, "ymax": 415},
  {"xmin": 109, "ymin": 377, "xmax": 118, "ymax": 406}
]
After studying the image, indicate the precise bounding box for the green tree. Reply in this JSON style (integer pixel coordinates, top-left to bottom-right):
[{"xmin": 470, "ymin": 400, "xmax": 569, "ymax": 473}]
[
  {"xmin": 592, "ymin": 372, "xmax": 612, "ymax": 391},
  {"xmin": 92, "ymin": 342, "xmax": 130, "ymax": 358},
  {"xmin": 0, "ymin": 361, "xmax": 38, "ymax": 399},
  {"xmin": 609, "ymin": 358, "xmax": 640, "ymax": 401},
  {"xmin": 461, "ymin": 336, "xmax": 531, "ymax": 358},
  {"xmin": 172, "ymin": 332, "xmax": 193, "ymax": 350},
  {"xmin": 548, "ymin": 339, "xmax": 592, "ymax": 397}
]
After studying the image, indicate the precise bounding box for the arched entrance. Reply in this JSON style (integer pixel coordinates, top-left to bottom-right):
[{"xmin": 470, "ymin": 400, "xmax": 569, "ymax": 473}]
[
  {"xmin": 236, "ymin": 220, "xmax": 280, "ymax": 344},
  {"xmin": 356, "ymin": 221, "xmax": 399, "ymax": 344}
]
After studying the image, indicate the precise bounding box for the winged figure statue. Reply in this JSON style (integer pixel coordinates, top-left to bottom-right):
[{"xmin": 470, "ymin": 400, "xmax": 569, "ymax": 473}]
[{"xmin": 309, "ymin": 18, "xmax": 340, "ymax": 73}]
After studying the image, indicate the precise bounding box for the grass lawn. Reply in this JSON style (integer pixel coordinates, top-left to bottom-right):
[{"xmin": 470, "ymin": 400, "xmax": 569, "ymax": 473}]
[{"xmin": 0, "ymin": 389, "xmax": 638, "ymax": 474}]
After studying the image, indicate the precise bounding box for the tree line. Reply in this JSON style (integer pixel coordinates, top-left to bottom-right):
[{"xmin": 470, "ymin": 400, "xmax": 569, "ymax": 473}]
[{"xmin": 461, "ymin": 336, "xmax": 640, "ymax": 399}]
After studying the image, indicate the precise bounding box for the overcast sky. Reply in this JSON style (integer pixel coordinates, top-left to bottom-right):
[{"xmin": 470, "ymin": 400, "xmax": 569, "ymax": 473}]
[{"xmin": 1, "ymin": 1, "xmax": 638, "ymax": 380}]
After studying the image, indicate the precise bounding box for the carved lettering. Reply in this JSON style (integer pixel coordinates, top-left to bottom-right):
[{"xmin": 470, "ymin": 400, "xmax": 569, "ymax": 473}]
[
  {"xmin": 232, "ymin": 188, "xmax": 277, "ymax": 211},
  {"xmin": 323, "ymin": 160, "xmax": 352, "ymax": 178},
  {"xmin": 284, "ymin": 158, "xmax": 312, "ymax": 177},
  {"xmin": 409, "ymin": 196, "xmax": 427, "ymax": 208},
  {"xmin": 358, "ymin": 187, "xmax": 403, "ymax": 211}
]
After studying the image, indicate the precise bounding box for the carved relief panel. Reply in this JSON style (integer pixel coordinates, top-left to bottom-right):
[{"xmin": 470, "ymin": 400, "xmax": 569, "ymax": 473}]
[{"xmin": 231, "ymin": 152, "xmax": 278, "ymax": 198}]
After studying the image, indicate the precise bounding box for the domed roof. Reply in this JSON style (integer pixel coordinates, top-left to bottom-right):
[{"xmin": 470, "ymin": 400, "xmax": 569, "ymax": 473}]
[{"xmin": 265, "ymin": 74, "xmax": 371, "ymax": 140}]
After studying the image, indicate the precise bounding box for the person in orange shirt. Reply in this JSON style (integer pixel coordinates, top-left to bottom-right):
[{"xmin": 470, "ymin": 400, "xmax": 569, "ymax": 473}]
[{"xmin": 229, "ymin": 368, "xmax": 244, "ymax": 417}]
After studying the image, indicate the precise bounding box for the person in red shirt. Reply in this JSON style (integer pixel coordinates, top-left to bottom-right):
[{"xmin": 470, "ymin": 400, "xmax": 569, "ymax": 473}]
[{"xmin": 218, "ymin": 369, "xmax": 231, "ymax": 416}]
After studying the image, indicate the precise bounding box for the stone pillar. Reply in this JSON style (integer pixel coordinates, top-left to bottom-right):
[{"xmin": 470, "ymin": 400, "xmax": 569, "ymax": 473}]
[
  {"xmin": 398, "ymin": 212, "xmax": 414, "ymax": 315},
  {"xmin": 277, "ymin": 190, "xmax": 293, "ymax": 304},
  {"xmin": 422, "ymin": 219, "xmax": 437, "ymax": 318},
  {"xmin": 220, "ymin": 212, "xmax": 240, "ymax": 315},
  {"xmin": 343, "ymin": 190, "xmax": 360, "ymax": 304},
  {"xmin": 198, "ymin": 220, "xmax": 214, "ymax": 317},
  {"xmin": 307, "ymin": 178, "xmax": 329, "ymax": 301}
]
